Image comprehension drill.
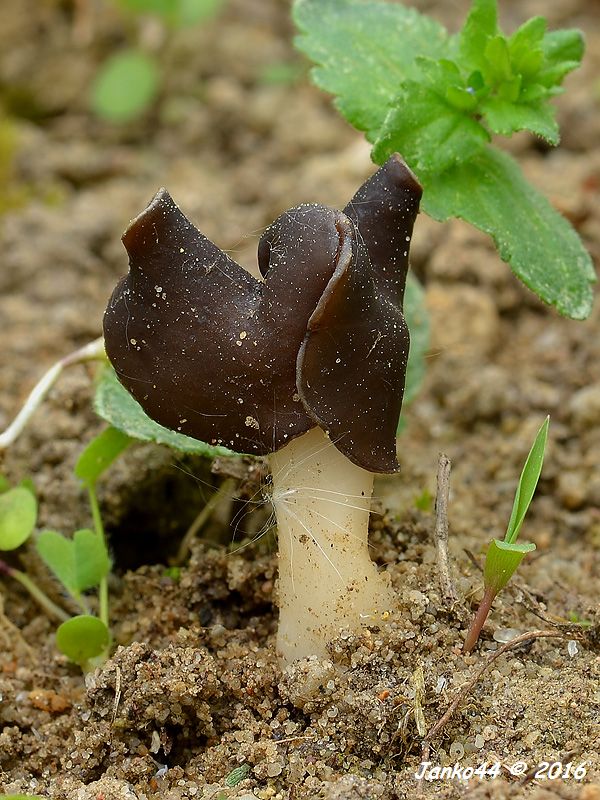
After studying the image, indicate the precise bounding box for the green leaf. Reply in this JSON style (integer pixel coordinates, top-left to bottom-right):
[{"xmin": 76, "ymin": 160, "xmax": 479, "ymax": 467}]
[
  {"xmin": 539, "ymin": 29, "xmax": 584, "ymax": 87},
  {"xmin": 293, "ymin": 0, "xmax": 450, "ymax": 140},
  {"xmin": 372, "ymin": 75, "xmax": 489, "ymax": 175},
  {"xmin": 509, "ymin": 17, "xmax": 546, "ymax": 77},
  {"xmin": 94, "ymin": 366, "xmax": 237, "ymax": 458},
  {"xmin": 18, "ymin": 477, "xmax": 37, "ymax": 497},
  {"xmin": 423, "ymin": 147, "xmax": 595, "ymax": 319},
  {"xmin": 36, "ymin": 528, "xmax": 110, "ymax": 596},
  {"xmin": 401, "ymin": 272, "xmax": 429, "ymax": 413},
  {"xmin": 91, "ymin": 50, "xmax": 159, "ymax": 123},
  {"xmin": 481, "ymin": 97, "xmax": 559, "ymax": 144},
  {"xmin": 0, "ymin": 475, "xmax": 10, "ymax": 494},
  {"xmin": 483, "ymin": 35, "xmax": 512, "ymax": 84},
  {"xmin": 56, "ymin": 615, "xmax": 110, "ymax": 667},
  {"xmin": 1, "ymin": 795, "xmax": 44, "ymax": 799},
  {"xmin": 75, "ymin": 427, "xmax": 131, "ymax": 488},
  {"xmin": 116, "ymin": 0, "xmax": 174, "ymax": 14},
  {"xmin": 116, "ymin": 0, "xmax": 223, "ymax": 26},
  {"xmin": 505, "ymin": 416, "xmax": 549, "ymax": 544},
  {"xmin": 71, "ymin": 529, "xmax": 111, "ymax": 590},
  {"xmin": 0, "ymin": 487, "xmax": 37, "ymax": 551},
  {"xmin": 173, "ymin": 0, "xmax": 224, "ymax": 25},
  {"xmin": 225, "ymin": 763, "xmax": 251, "ymax": 787},
  {"xmin": 484, "ymin": 538, "xmax": 536, "ymax": 593},
  {"xmin": 459, "ymin": 0, "xmax": 498, "ymax": 71}
]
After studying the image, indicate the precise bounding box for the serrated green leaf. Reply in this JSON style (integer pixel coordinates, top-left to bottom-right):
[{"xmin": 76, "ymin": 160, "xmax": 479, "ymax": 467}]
[
  {"xmin": 423, "ymin": 147, "xmax": 595, "ymax": 319},
  {"xmin": 36, "ymin": 528, "xmax": 110, "ymax": 596},
  {"xmin": 56, "ymin": 615, "xmax": 109, "ymax": 667},
  {"xmin": 484, "ymin": 35, "xmax": 512, "ymax": 84},
  {"xmin": 505, "ymin": 416, "xmax": 549, "ymax": 544},
  {"xmin": 0, "ymin": 487, "xmax": 37, "ymax": 551},
  {"xmin": 94, "ymin": 366, "xmax": 237, "ymax": 458},
  {"xmin": 509, "ymin": 17, "xmax": 546, "ymax": 77},
  {"xmin": 75, "ymin": 427, "xmax": 131, "ymax": 487},
  {"xmin": 459, "ymin": 0, "xmax": 498, "ymax": 70},
  {"xmin": 293, "ymin": 0, "xmax": 450, "ymax": 140},
  {"xmin": 481, "ymin": 97, "xmax": 559, "ymax": 144},
  {"xmin": 484, "ymin": 538, "xmax": 536, "ymax": 593},
  {"xmin": 91, "ymin": 50, "xmax": 159, "ymax": 123},
  {"xmin": 372, "ymin": 81, "xmax": 489, "ymax": 176},
  {"xmin": 542, "ymin": 29, "xmax": 584, "ymax": 73}
]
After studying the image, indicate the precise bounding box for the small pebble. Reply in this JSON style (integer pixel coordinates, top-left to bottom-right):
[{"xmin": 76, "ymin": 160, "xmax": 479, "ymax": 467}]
[
  {"xmin": 567, "ymin": 640, "xmax": 579, "ymax": 658},
  {"xmin": 493, "ymin": 628, "xmax": 521, "ymax": 643}
]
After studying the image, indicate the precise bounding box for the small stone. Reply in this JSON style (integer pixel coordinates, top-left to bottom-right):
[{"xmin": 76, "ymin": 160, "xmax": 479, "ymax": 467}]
[
  {"xmin": 493, "ymin": 628, "xmax": 521, "ymax": 644},
  {"xmin": 449, "ymin": 741, "xmax": 464, "ymax": 760},
  {"xmin": 567, "ymin": 640, "xmax": 579, "ymax": 658}
]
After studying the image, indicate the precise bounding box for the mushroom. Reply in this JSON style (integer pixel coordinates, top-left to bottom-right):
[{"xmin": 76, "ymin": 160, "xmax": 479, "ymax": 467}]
[{"xmin": 103, "ymin": 154, "xmax": 422, "ymax": 662}]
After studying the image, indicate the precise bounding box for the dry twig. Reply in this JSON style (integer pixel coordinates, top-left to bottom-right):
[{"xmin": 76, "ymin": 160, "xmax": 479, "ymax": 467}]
[
  {"xmin": 421, "ymin": 629, "xmax": 573, "ymax": 761},
  {"xmin": 433, "ymin": 453, "xmax": 456, "ymax": 603}
]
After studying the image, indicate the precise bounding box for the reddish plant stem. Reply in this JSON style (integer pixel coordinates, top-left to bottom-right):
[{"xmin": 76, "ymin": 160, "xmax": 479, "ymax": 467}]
[
  {"xmin": 463, "ymin": 584, "xmax": 497, "ymax": 653},
  {"xmin": 0, "ymin": 558, "xmax": 13, "ymax": 577}
]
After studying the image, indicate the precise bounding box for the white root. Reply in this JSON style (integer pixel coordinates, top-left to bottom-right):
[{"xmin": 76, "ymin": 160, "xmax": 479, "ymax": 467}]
[{"xmin": 270, "ymin": 427, "xmax": 395, "ymax": 663}]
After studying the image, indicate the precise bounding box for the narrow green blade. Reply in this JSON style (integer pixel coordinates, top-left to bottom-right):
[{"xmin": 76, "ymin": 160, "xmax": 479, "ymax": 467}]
[{"xmin": 505, "ymin": 416, "xmax": 549, "ymax": 543}]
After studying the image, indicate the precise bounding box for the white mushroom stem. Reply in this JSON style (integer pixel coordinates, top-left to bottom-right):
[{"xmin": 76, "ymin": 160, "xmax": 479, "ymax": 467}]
[{"xmin": 269, "ymin": 427, "xmax": 395, "ymax": 663}]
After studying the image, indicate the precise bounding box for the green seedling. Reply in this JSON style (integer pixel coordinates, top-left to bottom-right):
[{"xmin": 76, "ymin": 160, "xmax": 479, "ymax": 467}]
[
  {"xmin": 294, "ymin": 0, "xmax": 595, "ymax": 320},
  {"xmin": 463, "ymin": 416, "xmax": 549, "ymax": 652},
  {"xmin": 1, "ymin": 795, "xmax": 44, "ymax": 799},
  {"xmin": 0, "ymin": 426, "xmax": 130, "ymax": 668},
  {"xmin": 92, "ymin": 50, "xmax": 159, "ymax": 124},
  {"xmin": 0, "ymin": 479, "xmax": 68, "ymax": 622},
  {"xmin": 91, "ymin": 0, "xmax": 226, "ymax": 123},
  {"xmin": 224, "ymin": 763, "xmax": 251, "ymax": 788}
]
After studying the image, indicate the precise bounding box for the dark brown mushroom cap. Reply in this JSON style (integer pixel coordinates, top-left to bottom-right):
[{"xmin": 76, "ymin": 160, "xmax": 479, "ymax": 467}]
[{"xmin": 103, "ymin": 154, "xmax": 422, "ymax": 472}]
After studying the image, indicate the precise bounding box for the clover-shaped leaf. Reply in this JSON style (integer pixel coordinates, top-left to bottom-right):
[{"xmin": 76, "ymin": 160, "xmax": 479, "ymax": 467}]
[{"xmin": 36, "ymin": 528, "xmax": 110, "ymax": 598}]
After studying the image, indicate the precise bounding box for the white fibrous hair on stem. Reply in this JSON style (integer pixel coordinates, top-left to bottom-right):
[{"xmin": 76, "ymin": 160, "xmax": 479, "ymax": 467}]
[{"xmin": 269, "ymin": 427, "xmax": 394, "ymax": 663}]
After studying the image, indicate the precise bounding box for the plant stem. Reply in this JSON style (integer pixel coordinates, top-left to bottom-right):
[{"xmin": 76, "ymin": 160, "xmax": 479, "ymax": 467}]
[
  {"xmin": 0, "ymin": 337, "xmax": 106, "ymax": 451},
  {"xmin": 423, "ymin": 629, "xmax": 567, "ymax": 761},
  {"xmin": 269, "ymin": 427, "xmax": 394, "ymax": 663},
  {"xmin": 463, "ymin": 584, "xmax": 497, "ymax": 653},
  {"xmin": 175, "ymin": 478, "xmax": 236, "ymax": 564},
  {"xmin": 88, "ymin": 486, "xmax": 109, "ymax": 629},
  {"xmin": 0, "ymin": 559, "xmax": 69, "ymax": 623}
]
